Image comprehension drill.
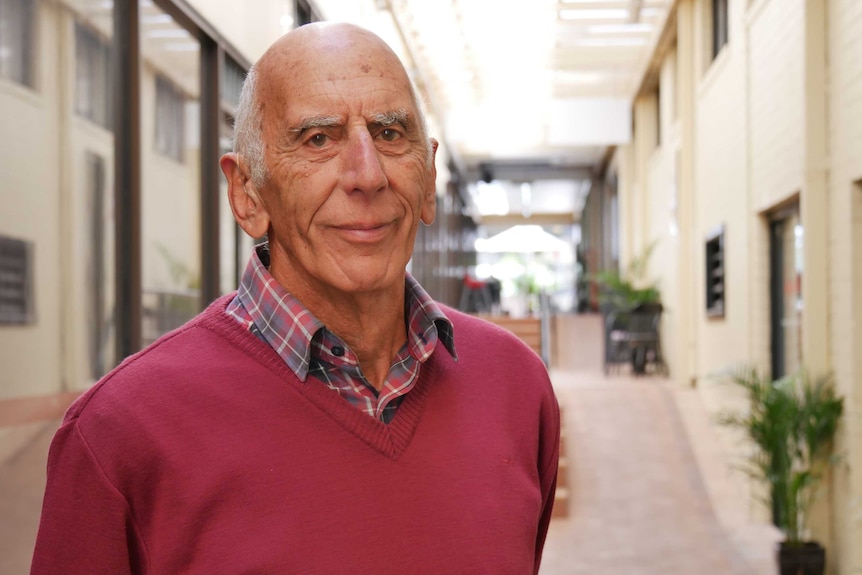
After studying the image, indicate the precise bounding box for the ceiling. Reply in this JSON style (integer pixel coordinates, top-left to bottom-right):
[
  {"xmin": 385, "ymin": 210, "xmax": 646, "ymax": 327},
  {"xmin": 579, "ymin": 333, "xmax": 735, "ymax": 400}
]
[
  {"xmin": 383, "ymin": 0, "xmax": 673, "ymax": 221},
  {"xmin": 69, "ymin": 0, "xmax": 672, "ymax": 225}
]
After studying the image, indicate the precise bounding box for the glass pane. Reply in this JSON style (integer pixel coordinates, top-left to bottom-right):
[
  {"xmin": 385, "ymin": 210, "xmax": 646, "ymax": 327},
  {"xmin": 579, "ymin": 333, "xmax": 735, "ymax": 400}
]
[
  {"xmin": 140, "ymin": 1, "xmax": 201, "ymax": 345},
  {"xmin": 778, "ymin": 214, "xmax": 803, "ymax": 376},
  {"xmin": 69, "ymin": 0, "xmax": 117, "ymax": 378},
  {"xmin": 0, "ymin": 0, "xmax": 36, "ymax": 87}
]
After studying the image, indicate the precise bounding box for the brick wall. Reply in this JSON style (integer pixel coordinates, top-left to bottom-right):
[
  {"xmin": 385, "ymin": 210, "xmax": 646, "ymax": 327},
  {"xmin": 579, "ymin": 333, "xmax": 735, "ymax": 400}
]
[
  {"xmin": 748, "ymin": 0, "xmax": 805, "ymax": 212},
  {"xmin": 827, "ymin": 0, "xmax": 862, "ymax": 571}
]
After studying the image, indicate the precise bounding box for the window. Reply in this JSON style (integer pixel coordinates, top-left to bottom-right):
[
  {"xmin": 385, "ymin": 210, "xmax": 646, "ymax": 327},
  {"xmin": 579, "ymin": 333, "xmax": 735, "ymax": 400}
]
[
  {"xmin": 711, "ymin": 0, "xmax": 729, "ymax": 60},
  {"xmin": 221, "ymin": 54, "xmax": 245, "ymax": 110},
  {"xmin": 0, "ymin": 0, "xmax": 36, "ymax": 87},
  {"xmin": 85, "ymin": 152, "xmax": 115, "ymax": 377},
  {"xmin": 75, "ymin": 22, "xmax": 112, "ymax": 130},
  {"xmin": 769, "ymin": 206, "xmax": 803, "ymax": 379},
  {"xmin": 154, "ymin": 74, "xmax": 186, "ymax": 162},
  {"xmin": 705, "ymin": 226, "xmax": 725, "ymax": 317},
  {"xmin": 0, "ymin": 235, "xmax": 34, "ymax": 324}
]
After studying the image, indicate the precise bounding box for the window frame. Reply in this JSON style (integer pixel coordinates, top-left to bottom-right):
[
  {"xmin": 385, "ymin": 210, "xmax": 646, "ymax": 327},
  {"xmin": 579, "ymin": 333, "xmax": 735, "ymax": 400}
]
[{"xmin": 74, "ymin": 21, "xmax": 113, "ymax": 130}]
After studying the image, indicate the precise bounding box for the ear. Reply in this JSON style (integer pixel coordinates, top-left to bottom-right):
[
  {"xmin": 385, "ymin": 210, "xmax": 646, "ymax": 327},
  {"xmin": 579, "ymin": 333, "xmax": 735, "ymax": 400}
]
[
  {"xmin": 420, "ymin": 139, "xmax": 439, "ymax": 226},
  {"xmin": 220, "ymin": 152, "xmax": 270, "ymax": 239}
]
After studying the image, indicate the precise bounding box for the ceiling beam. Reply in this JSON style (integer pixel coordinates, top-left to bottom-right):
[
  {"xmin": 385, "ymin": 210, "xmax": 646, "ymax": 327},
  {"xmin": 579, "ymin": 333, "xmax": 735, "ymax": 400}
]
[{"xmin": 466, "ymin": 162, "xmax": 594, "ymax": 183}]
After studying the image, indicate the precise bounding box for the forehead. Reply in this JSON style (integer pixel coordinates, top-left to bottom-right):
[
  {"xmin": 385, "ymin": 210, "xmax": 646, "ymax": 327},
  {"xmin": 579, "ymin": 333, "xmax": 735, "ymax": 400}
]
[{"xmin": 259, "ymin": 30, "xmax": 418, "ymax": 124}]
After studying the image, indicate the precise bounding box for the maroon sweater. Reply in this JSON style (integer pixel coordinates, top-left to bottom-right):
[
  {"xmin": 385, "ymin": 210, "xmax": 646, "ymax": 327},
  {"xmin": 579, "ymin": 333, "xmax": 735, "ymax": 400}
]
[{"xmin": 31, "ymin": 296, "xmax": 560, "ymax": 575}]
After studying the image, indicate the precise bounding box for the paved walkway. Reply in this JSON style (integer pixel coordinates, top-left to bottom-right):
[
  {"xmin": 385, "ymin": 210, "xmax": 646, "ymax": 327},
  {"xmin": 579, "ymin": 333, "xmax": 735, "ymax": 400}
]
[
  {"xmin": 0, "ymin": 313, "xmax": 780, "ymax": 574},
  {"xmin": 541, "ymin": 313, "xmax": 779, "ymax": 575}
]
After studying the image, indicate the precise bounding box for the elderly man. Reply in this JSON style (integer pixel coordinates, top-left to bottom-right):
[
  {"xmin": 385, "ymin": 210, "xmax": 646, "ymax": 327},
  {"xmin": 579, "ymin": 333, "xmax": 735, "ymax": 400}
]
[{"xmin": 31, "ymin": 22, "xmax": 559, "ymax": 574}]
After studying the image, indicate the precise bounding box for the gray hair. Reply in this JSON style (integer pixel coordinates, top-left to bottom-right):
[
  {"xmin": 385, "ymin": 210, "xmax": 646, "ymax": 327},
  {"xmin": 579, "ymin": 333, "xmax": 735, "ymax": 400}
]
[
  {"xmin": 232, "ymin": 65, "xmax": 434, "ymax": 187},
  {"xmin": 232, "ymin": 66, "xmax": 269, "ymax": 188}
]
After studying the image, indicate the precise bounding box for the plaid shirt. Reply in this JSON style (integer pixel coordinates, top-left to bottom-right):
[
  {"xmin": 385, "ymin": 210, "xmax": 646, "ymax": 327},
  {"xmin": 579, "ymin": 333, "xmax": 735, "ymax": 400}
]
[{"xmin": 226, "ymin": 244, "xmax": 457, "ymax": 423}]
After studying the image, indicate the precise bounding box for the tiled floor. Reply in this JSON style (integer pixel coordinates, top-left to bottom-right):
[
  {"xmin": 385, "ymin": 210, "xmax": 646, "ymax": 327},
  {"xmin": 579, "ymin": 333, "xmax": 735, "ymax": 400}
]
[
  {"xmin": 540, "ymin": 314, "xmax": 780, "ymax": 575},
  {"xmin": 0, "ymin": 313, "xmax": 780, "ymax": 574}
]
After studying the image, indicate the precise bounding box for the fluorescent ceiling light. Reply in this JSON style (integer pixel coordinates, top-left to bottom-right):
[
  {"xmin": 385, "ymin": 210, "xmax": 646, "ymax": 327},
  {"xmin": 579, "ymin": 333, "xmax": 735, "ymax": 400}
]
[
  {"xmin": 164, "ymin": 43, "xmax": 199, "ymax": 52},
  {"xmin": 555, "ymin": 71, "xmax": 606, "ymax": 84},
  {"xmin": 579, "ymin": 37, "xmax": 648, "ymax": 47},
  {"xmin": 586, "ymin": 23, "xmax": 653, "ymax": 34},
  {"xmin": 142, "ymin": 14, "xmax": 173, "ymax": 25},
  {"xmin": 560, "ymin": 8, "xmax": 629, "ymax": 20},
  {"xmin": 146, "ymin": 29, "xmax": 191, "ymax": 39}
]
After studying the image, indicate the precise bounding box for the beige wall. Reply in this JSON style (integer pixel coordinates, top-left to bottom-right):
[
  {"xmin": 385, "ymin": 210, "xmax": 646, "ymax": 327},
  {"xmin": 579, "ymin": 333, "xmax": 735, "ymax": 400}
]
[
  {"xmin": 748, "ymin": 0, "xmax": 805, "ymax": 212},
  {"xmin": 185, "ymin": 0, "xmax": 285, "ymax": 63},
  {"xmin": 827, "ymin": 0, "xmax": 862, "ymax": 570},
  {"xmin": 0, "ymin": 3, "xmax": 64, "ymax": 400},
  {"xmin": 692, "ymin": 2, "xmax": 751, "ymax": 384}
]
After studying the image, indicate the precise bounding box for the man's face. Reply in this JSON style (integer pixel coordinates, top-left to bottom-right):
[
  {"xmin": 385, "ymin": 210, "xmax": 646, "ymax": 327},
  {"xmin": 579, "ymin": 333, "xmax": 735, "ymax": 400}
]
[{"xmin": 254, "ymin": 31, "xmax": 437, "ymax": 300}]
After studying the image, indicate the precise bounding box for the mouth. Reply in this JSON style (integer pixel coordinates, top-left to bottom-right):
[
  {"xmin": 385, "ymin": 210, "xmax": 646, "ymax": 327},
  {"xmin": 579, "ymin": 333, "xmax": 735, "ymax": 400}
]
[{"xmin": 331, "ymin": 221, "xmax": 392, "ymax": 243}]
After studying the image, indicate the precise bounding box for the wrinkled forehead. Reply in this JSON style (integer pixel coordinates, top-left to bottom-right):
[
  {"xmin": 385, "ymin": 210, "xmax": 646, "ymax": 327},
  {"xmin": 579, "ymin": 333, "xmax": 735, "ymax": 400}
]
[{"xmin": 256, "ymin": 24, "xmax": 416, "ymax": 120}]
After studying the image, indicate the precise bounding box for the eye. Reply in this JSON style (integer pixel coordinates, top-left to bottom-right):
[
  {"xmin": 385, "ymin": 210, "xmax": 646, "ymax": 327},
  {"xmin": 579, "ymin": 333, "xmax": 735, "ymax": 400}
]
[
  {"xmin": 379, "ymin": 128, "xmax": 401, "ymax": 142},
  {"xmin": 308, "ymin": 133, "xmax": 329, "ymax": 147}
]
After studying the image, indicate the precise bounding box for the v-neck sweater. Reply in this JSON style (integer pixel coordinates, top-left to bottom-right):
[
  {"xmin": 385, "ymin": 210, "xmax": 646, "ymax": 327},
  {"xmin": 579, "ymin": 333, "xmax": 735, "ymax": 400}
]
[{"xmin": 31, "ymin": 295, "xmax": 560, "ymax": 575}]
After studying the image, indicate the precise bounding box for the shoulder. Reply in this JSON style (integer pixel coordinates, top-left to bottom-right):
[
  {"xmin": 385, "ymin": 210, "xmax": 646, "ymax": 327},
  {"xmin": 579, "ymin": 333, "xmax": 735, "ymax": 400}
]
[{"xmin": 65, "ymin": 295, "xmax": 278, "ymax": 424}]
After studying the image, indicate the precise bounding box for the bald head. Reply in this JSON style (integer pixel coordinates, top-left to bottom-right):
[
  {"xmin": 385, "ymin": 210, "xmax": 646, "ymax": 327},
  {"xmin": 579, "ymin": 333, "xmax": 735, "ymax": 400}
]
[{"xmin": 232, "ymin": 22, "xmax": 430, "ymax": 188}]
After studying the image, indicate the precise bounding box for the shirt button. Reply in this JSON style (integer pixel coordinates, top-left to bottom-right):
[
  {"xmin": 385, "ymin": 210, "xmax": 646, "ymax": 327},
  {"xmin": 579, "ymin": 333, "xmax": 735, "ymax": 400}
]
[{"xmin": 331, "ymin": 345, "xmax": 345, "ymax": 357}]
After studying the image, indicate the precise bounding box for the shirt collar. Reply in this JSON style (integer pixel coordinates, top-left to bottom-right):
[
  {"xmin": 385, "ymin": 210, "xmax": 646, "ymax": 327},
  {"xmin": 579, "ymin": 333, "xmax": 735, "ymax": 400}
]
[{"xmin": 235, "ymin": 244, "xmax": 457, "ymax": 380}]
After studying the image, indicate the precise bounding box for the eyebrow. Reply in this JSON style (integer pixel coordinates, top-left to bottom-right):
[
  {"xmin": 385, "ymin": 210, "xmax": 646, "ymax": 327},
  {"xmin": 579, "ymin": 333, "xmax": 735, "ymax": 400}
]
[
  {"xmin": 371, "ymin": 109, "xmax": 410, "ymax": 127},
  {"xmin": 286, "ymin": 109, "xmax": 414, "ymax": 142},
  {"xmin": 289, "ymin": 115, "xmax": 342, "ymax": 134}
]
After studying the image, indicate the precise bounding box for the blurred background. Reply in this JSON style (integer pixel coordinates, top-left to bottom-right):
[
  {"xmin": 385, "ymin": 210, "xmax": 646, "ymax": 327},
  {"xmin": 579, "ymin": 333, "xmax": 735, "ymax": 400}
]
[{"xmin": 1, "ymin": 0, "xmax": 860, "ymax": 574}]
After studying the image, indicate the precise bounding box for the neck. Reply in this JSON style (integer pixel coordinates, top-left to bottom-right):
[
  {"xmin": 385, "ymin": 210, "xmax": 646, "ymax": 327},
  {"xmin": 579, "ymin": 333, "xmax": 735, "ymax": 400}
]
[{"xmin": 276, "ymin": 272, "xmax": 408, "ymax": 391}]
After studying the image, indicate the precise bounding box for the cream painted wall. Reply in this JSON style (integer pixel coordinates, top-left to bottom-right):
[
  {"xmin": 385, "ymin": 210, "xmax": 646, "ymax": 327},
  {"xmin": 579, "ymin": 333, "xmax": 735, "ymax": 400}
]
[
  {"xmin": 748, "ymin": 0, "xmax": 805, "ymax": 212},
  {"xmin": 185, "ymin": 0, "xmax": 286, "ymax": 63},
  {"xmin": 693, "ymin": 35, "xmax": 751, "ymax": 384},
  {"xmin": 826, "ymin": 0, "xmax": 862, "ymax": 571},
  {"xmin": 745, "ymin": 0, "xmax": 808, "ymax": 379},
  {"xmin": 0, "ymin": 3, "xmax": 64, "ymax": 400},
  {"xmin": 647, "ymin": 54, "xmax": 681, "ymax": 379}
]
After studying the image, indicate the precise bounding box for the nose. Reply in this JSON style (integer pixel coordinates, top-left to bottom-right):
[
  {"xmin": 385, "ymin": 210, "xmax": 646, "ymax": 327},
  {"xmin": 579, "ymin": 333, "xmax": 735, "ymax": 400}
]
[{"xmin": 341, "ymin": 127, "xmax": 388, "ymax": 195}]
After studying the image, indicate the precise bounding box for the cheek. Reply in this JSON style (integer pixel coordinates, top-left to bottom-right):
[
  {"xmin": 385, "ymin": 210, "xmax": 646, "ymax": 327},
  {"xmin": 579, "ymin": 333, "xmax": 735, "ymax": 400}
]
[{"xmin": 268, "ymin": 169, "xmax": 326, "ymax": 224}]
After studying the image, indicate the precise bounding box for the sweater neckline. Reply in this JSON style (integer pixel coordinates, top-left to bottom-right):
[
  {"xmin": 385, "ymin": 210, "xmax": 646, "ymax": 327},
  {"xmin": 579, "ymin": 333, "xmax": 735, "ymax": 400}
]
[{"xmin": 198, "ymin": 295, "xmax": 435, "ymax": 460}]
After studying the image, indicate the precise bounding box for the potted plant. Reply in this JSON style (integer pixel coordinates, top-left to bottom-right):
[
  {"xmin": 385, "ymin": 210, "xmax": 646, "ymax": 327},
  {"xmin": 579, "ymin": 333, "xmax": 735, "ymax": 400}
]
[
  {"xmin": 592, "ymin": 240, "xmax": 661, "ymax": 314},
  {"xmin": 719, "ymin": 366, "xmax": 844, "ymax": 575}
]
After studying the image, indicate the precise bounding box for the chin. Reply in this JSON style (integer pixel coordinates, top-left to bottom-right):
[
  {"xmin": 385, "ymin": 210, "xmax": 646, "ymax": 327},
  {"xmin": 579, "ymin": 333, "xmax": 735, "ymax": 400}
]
[{"xmin": 329, "ymin": 263, "xmax": 405, "ymax": 294}]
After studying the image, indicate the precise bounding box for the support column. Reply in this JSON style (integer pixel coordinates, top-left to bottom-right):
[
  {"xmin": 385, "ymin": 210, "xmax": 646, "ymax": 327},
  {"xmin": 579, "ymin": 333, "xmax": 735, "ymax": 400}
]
[
  {"xmin": 801, "ymin": 0, "xmax": 832, "ymax": 565},
  {"xmin": 801, "ymin": 0, "xmax": 829, "ymax": 376},
  {"xmin": 114, "ymin": 0, "xmax": 142, "ymax": 360},
  {"xmin": 676, "ymin": 0, "xmax": 697, "ymax": 387},
  {"xmin": 200, "ymin": 36, "xmax": 221, "ymax": 307}
]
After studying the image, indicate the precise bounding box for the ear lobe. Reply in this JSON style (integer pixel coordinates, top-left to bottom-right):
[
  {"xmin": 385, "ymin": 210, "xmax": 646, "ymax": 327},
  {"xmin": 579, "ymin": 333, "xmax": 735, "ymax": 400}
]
[{"xmin": 220, "ymin": 153, "xmax": 270, "ymax": 239}]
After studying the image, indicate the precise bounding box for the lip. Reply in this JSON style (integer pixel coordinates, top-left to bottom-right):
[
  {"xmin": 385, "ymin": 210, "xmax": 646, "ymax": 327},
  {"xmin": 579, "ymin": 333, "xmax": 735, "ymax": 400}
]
[{"xmin": 331, "ymin": 221, "xmax": 392, "ymax": 243}]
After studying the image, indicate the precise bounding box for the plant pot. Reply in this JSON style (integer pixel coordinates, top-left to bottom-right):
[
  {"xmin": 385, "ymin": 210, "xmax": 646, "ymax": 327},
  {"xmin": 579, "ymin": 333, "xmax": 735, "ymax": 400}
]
[{"xmin": 777, "ymin": 541, "xmax": 825, "ymax": 575}]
